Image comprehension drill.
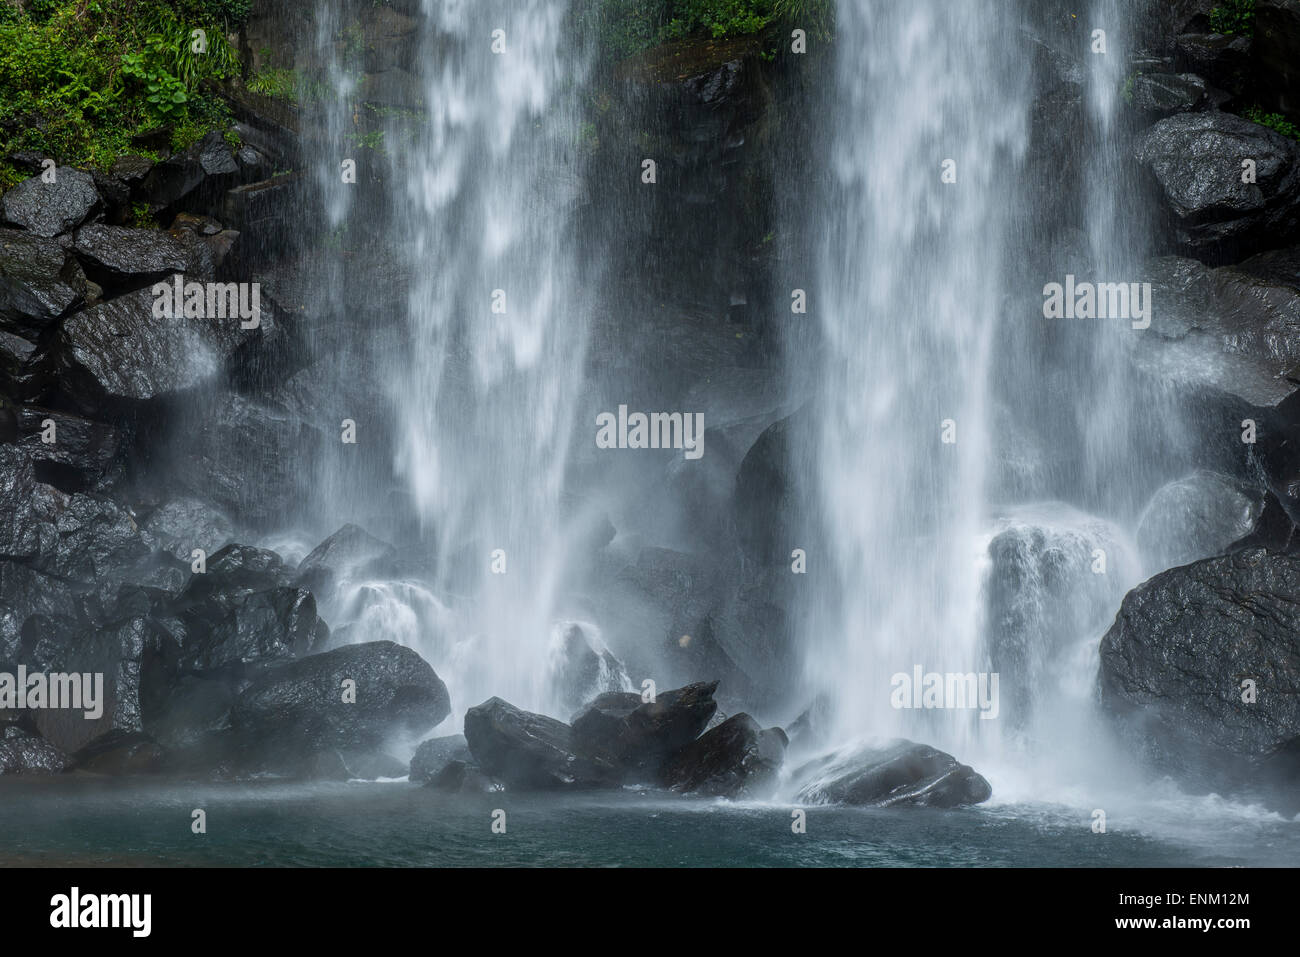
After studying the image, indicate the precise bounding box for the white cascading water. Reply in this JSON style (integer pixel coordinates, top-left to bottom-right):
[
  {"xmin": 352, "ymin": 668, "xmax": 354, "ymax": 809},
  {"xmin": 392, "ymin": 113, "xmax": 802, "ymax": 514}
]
[
  {"xmin": 384, "ymin": 0, "xmax": 593, "ymax": 718},
  {"xmin": 797, "ymin": 0, "xmax": 1277, "ymax": 833},
  {"xmin": 306, "ymin": 0, "xmax": 596, "ymax": 724},
  {"xmin": 803, "ymin": 0, "xmax": 1032, "ymax": 759}
]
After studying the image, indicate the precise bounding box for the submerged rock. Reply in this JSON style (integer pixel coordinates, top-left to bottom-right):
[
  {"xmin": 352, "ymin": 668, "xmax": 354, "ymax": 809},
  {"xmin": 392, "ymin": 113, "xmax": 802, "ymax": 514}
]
[
  {"xmin": 794, "ymin": 741, "xmax": 993, "ymax": 808},
  {"xmin": 659, "ymin": 713, "xmax": 787, "ymax": 798},
  {"xmin": 1099, "ymin": 548, "xmax": 1300, "ymax": 810}
]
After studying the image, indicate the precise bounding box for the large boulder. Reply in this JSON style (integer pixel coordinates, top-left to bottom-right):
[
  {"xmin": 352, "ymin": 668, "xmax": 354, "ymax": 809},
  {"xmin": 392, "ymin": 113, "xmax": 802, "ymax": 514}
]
[
  {"xmin": 0, "ymin": 228, "xmax": 88, "ymax": 333},
  {"xmin": 296, "ymin": 523, "xmax": 397, "ymax": 594},
  {"xmin": 53, "ymin": 280, "xmax": 256, "ymax": 405},
  {"xmin": 659, "ymin": 713, "xmax": 786, "ymax": 798},
  {"xmin": 138, "ymin": 497, "xmax": 236, "ymax": 563},
  {"xmin": 982, "ymin": 511, "xmax": 1136, "ymax": 729},
  {"xmin": 734, "ymin": 414, "xmax": 798, "ymax": 566},
  {"xmin": 24, "ymin": 614, "xmax": 177, "ymax": 755},
  {"xmin": 794, "ymin": 740, "xmax": 993, "ymax": 808},
  {"xmin": 0, "ymin": 168, "xmax": 100, "ymax": 238},
  {"xmin": 1256, "ymin": 388, "xmax": 1300, "ymax": 527},
  {"xmin": 140, "ymin": 131, "xmax": 240, "ymax": 213},
  {"xmin": 570, "ymin": 680, "xmax": 719, "ymax": 776},
  {"xmin": 1135, "ymin": 111, "xmax": 1300, "ymax": 262},
  {"xmin": 162, "ymin": 393, "xmax": 327, "ymax": 526},
  {"xmin": 171, "ymin": 544, "xmax": 327, "ymax": 672},
  {"xmin": 71, "ymin": 224, "xmax": 189, "ymax": 284},
  {"xmin": 229, "ymin": 641, "xmax": 450, "ymax": 760},
  {"xmin": 1098, "ymin": 549, "xmax": 1300, "ymax": 810},
  {"xmin": 464, "ymin": 696, "xmax": 618, "ymax": 790}
]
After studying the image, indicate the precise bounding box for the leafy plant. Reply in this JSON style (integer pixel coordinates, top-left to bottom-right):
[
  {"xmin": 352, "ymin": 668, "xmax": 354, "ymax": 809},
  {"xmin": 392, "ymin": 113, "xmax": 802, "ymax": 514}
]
[
  {"xmin": 1245, "ymin": 106, "xmax": 1300, "ymax": 141},
  {"xmin": 1209, "ymin": 0, "xmax": 1255, "ymax": 37},
  {"xmin": 0, "ymin": 0, "xmax": 243, "ymax": 173}
]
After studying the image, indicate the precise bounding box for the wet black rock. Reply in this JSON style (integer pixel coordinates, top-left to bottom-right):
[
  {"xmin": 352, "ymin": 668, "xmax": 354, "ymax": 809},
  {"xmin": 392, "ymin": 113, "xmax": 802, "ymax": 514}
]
[
  {"xmin": 72, "ymin": 224, "xmax": 189, "ymax": 284},
  {"xmin": 1135, "ymin": 251, "xmax": 1300, "ymax": 410},
  {"xmin": 109, "ymin": 155, "xmax": 155, "ymax": 186},
  {"xmin": 659, "ymin": 713, "xmax": 786, "ymax": 798},
  {"xmin": 1257, "ymin": 389, "xmax": 1300, "ymax": 526},
  {"xmin": 1136, "ymin": 112, "xmax": 1300, "ymax": 262},
  {"xmin": 1099, "ymin": 548, "xmax": 1300, "ymax": 810},
  {"xmin": 409, "ymin": 733, "xmax": 471, "ymax": 784},
  {"xmin": 54, "ymin": 281, "xmax": 253, "ymax": 405},
  {"xmin": 1131, "ymin": 72, "xmax": 1207, "ymax": 118},
  {"xmin": 0, "ymin": 725, "xmax": 69, "ymax": 775},
  {"xmin": 570, "ymin": 680, "xmax": 719, "ymax": 776},
  {"xmin": 794, "ymin": 741, "xmax": 993, "ymax": 808},
  {"xmin": 734, "ymin": 414, "xmax": 797, "ymax": 566},
  {"xmin": 23, "ymin": 614, "xmax": 180, "ymax": 756},
  {"xmin": 171, "ymin": 546, "xmax": 325, "ymax": 673},
  {"xmin": 162, "ymin": 393, "xmax": 326, "ymax": 526},
  {"xmin": 71, "ymin": 729, "xmax": 166, "ymax": 775},
  {"xmin": 464, "ymin": 696, "xmax": 619, "ymax": 790},
  {"xmin": 144, "ymin": 674, "xmax": 237, "ymax": 754},
  {"xmin": 1136, "ymin": 471, "xmax": 1262, "ymax": 570},
  {"xmin": 14, "ymin": 406, "xmax": 121, "ymax": 491},
  {"xmin": 297, "ymin": 523, "xmax": 397, "ymax": 594},
  {"xmin": 0, "ymin": 228, "xmax": 87, "ymax": 333},
  {"xmin": 550, "ymin": 623, "xmax": 630, "ymax": 715},
  {"xmin": 426, "ymin": 759, "xmax": 500, "ymax": 793},
  {"xmin": 230, "ymin": 641, "xmax": 450, "ymax": 760},
  {"xmin": 138, "ymin": 498, "xmax": 236, "ymax": 562},
  {"xmin": 140, "ymin": 131, "xmax": 240, "ymax": 213},
  {"xmin": 0, "ymin": 168, "xmax": 100, "ymax": 238},
  {"xmin": 1174, "ymin": 33, "xmax": 1251, "ymax": 95}
]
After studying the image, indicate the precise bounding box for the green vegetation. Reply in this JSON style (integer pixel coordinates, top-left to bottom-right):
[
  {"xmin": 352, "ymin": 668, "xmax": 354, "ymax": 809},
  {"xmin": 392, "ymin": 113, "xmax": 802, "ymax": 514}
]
[
  {"xmin": 1245, "ymin": 106, "xmax": 1300, "ymax": 141},
  {"xmin": 0, "ymin": 0, "xmax": 251, "ymax": 182},
  {"xmin": 1209, "ymin": 0, "xmax": 1255, "ymax": 37},
  {"xmin": 576, "ymin": 0, "xmax": 833, "ymax": 59}
]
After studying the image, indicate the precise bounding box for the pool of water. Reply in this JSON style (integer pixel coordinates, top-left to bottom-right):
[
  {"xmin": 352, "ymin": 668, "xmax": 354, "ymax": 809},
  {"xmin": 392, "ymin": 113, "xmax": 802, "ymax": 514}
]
[{"xmin": 1, "ymin": 777, "xmax": 1295, "ymax": 867}]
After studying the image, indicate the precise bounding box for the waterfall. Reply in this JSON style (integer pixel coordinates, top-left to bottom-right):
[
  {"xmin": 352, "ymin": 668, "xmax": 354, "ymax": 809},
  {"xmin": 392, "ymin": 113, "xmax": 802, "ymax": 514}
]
[
  {"xmin": 802, "ymin": 0, "xmax": 1032, "ymax": 756},
  {"xmin": 303, "ymin": 0, "xmax": 595, "ymax": 720},
  {"xmin": 800, "ymin": 0, "xmax": 1184, "ymax": 782},
  {"xmin": 386, "ymin": 0, "xmax": 592, "ymax": 715}
]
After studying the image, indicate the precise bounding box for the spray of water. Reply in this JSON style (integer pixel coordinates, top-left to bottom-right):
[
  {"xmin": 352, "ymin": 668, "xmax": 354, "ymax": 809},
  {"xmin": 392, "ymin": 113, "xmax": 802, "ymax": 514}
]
[{"xmin": 802, "ymin": 0, "xmax": 1031, "ymax": 760}]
